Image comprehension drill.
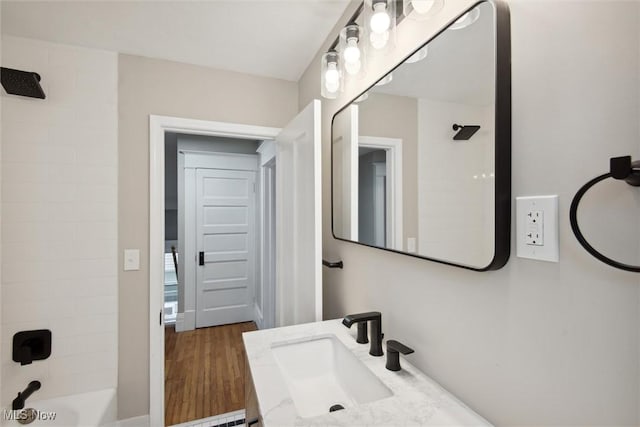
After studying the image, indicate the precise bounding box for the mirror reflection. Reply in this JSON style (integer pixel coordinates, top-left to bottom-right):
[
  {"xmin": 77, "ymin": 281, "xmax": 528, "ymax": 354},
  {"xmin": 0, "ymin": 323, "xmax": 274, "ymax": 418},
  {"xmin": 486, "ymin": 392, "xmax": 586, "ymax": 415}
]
[{"xmin": 332, "ymin": 1, "xmax": 505, "ymax": 269}]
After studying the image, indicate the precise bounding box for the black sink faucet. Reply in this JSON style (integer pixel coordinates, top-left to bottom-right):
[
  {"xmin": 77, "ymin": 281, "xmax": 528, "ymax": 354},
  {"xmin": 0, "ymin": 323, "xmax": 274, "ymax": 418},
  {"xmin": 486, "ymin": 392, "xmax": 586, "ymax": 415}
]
[
  {"xmin": 12, "ymin": 381, "xmax": 41, "ymax": 410},
  {"xmin": 342, "ymin": 311, "xmax": 383, "ymax": 356}
]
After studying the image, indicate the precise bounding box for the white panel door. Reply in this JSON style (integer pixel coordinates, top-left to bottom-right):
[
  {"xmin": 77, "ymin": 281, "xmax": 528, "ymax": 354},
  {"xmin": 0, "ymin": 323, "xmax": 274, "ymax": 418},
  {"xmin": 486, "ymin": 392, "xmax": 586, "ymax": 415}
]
[
  {"xmin": 331, "ymin": 104, "xmax": 359, "ymax": 240},
  {"xmin": 276, "ymin": 100, "xmax": 322, "ymax": 326},
  {"xmin": 196, "ymin": 168, "xmax": 256, "ymax": 328}
]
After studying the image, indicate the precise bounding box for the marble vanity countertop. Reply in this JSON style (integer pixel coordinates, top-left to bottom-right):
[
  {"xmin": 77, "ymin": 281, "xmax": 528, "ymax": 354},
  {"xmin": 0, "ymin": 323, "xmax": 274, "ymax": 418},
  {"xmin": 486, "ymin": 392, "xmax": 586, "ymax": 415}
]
[{"xmin": 242, "ymin": 319, "xmax": 492, "ymax": 427}]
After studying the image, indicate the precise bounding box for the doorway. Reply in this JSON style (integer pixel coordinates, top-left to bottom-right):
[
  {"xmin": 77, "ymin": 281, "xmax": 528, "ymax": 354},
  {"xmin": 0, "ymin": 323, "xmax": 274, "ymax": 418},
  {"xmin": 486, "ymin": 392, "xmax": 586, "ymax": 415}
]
[
  {"xmin": 358, "ymin": 136, "xmax": 403, "ymax": 251},
  {"xmin": 163, "ymin": 133, "xmax": 270, "ymax": 425},
  {"xmin": 149, "ymin": 105, "xmax": 322, "ymax": 426}
]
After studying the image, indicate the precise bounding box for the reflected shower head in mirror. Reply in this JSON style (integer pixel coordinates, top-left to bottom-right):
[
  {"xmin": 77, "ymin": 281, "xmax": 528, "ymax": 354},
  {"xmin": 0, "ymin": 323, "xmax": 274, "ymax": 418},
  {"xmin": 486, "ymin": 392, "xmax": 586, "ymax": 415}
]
[
  {"xmin": 453, "ymin": 124, "xmax": 481, "ymax": 140},
  {"xmin": 1, "ymin": 67, "xmax": 46, "ymax": 99}
]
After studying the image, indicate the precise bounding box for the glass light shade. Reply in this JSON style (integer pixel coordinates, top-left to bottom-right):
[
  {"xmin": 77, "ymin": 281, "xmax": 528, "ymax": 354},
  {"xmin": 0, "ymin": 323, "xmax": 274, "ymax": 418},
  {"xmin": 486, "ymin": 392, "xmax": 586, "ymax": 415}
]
[
  {"xmin": 403, "ymin": 0, "xmax": 444, "ymax": 21},
  {"xmin": 370, "ymin": 2, "xmax": 391, "ymax": 33},
  {"xmin": 339, "ymin": 24, "xmax": 366, "ymax": 78},
  {"xmin": 344, "ymin": 60, "xmax": 362, "ymax": 75},
  {"xmin": 365, "ymin": 0, "xmax": 396, "ymax": 52},
  {"xmin": 321, "ymin": 51, "xmax": 342, "ymax": 99},
  {"xmin": 449, "ymin": 7, "xmax": 480, "ymax": 30}
]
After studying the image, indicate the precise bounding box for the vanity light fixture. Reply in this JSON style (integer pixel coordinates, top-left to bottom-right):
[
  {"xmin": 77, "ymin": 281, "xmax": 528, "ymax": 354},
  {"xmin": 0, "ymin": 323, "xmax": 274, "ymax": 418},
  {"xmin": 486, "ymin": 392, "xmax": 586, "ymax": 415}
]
[
  {"xmin": 366, "ymin": 0, "xmax": 396, "ymax": 51},
  {"xmin": 449, "ymin": 7, "xmax": 480, "ymax": 30},
  {"xmin": 321, "ymin": 50, "xmax": 342, "ymax": 99},
  {"xmin": 403, "ymin": 0, "xmax": 444, "ymax": 21},
  {"xmin": 340, "ymin": 24, "xmax": 364, "ymax": 76},
  {"xmin": 405, "ymin": 46, "xmax": 428, "ymax": 63}
]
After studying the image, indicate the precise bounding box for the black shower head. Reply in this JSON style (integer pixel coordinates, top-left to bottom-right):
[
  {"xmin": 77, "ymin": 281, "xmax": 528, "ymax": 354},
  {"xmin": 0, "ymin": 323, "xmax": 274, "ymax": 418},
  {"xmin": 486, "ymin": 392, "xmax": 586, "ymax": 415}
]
[
  {"xmin": 1, "ymin": 67, "xmax": 46, "ymax": 99},
  {"xmin": 452, "ymin": 124, "xmax": 480, "ymax": 141}
]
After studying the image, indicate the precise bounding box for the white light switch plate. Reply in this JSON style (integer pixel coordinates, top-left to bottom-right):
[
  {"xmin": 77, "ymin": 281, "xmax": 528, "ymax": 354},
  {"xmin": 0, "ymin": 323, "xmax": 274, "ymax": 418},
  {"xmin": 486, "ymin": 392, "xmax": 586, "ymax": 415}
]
[
  {"xmin": 516, "ymin": 195, "xmax": 559, "ymax": 262},
  {"xmin": 124, "ymin": 249, "xmax": 140, "ymax": 271}
]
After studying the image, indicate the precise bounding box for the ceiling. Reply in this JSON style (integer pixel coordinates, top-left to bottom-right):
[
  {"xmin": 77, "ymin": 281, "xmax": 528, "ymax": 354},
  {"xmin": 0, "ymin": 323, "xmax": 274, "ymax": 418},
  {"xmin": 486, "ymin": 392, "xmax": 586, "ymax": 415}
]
[{"xmin": 1, "ymin": 0, "xmax": 350, "ymax": 82}]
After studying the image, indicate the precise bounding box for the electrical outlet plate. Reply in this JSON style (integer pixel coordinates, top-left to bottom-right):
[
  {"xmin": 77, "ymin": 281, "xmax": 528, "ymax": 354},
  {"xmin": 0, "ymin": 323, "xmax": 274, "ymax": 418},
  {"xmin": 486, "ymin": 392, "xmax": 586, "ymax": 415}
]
[{"xmin": 516, "ymin": 195, "xmax": 559, "ymax": 262}]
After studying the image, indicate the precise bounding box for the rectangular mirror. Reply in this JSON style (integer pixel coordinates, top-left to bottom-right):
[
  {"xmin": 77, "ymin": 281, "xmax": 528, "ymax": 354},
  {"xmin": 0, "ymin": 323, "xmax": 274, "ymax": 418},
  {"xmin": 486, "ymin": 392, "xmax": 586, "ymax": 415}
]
[{"xmin": 331, "ymin": 0, "xmax": 511, "ymax": 270}]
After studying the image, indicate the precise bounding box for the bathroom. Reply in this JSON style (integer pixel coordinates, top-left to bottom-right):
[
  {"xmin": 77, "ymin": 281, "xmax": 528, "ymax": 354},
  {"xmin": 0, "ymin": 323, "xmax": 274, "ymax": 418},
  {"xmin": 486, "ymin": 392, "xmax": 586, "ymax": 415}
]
[{"xmin": 1, "ymin": 0, "xmax": 639, "ymax": 426}]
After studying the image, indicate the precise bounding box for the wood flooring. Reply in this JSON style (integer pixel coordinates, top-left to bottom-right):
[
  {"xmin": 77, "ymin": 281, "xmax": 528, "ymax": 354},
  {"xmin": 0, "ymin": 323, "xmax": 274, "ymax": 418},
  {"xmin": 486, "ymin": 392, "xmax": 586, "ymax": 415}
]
[{"xmin": 164, "ymin": 322, "xmax": 258, "ymax": 426}]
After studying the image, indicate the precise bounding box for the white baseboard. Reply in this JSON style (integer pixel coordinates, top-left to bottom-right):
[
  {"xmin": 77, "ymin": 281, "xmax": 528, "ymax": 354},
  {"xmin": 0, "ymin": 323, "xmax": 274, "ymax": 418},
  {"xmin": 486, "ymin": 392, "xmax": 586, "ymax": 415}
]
[
  {"xmin": 254, "ymin": 303, "xmax": 263, "ymax": 330},
  {"xmin": 108, "ymin": 415, "xmax": 149, "ymax": 427},
  {"xmin": 175, "ymin": 310, "xmax": 195, "ymax": 332}
]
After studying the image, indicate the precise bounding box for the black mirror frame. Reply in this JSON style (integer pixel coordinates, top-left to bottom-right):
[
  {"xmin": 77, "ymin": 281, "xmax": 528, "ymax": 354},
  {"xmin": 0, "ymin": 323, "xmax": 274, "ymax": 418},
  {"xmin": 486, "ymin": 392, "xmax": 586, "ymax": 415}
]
[{"xmin": 330, "ymin": 0, "xmax": 511, "ymax": 271}]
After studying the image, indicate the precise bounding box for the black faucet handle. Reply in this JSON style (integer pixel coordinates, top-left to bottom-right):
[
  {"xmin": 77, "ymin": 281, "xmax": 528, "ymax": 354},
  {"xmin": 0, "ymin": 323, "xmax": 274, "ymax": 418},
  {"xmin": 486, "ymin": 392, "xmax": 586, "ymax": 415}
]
[
  {"xmin": 387, "ymin": 340, "xmax": 414, "ymax": 355},
  {"xmin": 386, "ymin": 340, "xmax": 414, "ymax": 371}
]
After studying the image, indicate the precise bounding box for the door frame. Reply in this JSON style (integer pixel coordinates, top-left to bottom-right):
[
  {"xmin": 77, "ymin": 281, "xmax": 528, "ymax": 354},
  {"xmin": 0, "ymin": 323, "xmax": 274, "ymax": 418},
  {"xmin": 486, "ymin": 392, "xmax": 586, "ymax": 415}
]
[
  {"xmin": 256, "ymin": 141, "xmax": 277, "ymax": 330},
  {"xmin": 358, "ymin": 136, "xmax": 403, "ymax": 251},
  {"xmin": 149, "ymin": 115, "xmax": 280, "ymax": 426}
]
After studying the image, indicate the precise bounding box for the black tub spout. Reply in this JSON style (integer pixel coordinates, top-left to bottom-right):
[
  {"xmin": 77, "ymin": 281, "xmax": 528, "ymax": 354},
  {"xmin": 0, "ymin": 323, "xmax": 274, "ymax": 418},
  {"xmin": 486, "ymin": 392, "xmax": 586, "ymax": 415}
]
[{"xmin": 12, "ymin": 381, "xmax": 41, "ymax": 410}]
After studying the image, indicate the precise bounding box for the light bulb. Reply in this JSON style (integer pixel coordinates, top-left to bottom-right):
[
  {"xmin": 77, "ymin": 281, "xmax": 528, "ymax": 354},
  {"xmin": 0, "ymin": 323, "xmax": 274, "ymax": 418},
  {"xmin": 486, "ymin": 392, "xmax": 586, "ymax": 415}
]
[
  {"xmin": 370, "ymin": 2, "xmax": 390, "ymax": 34},
  {"xmin": 343, "ymin": 38, "xmax": 361, "ymax": 63},
  {"xmin": 411, "ymin": 0, "xmax": 435, "ymax": 14},
  {"xmin": 325, "ymin": 62, "xmax": 339, "ymax": 84},
  {"xmin": 369, "ymin": 30, "xmax": 389, "ymax": 50},
  {"xmin": 345, "ymin": 59, "xmax": 362, "ymax": 75},
  {"xmin": 324, "ymin": 62, "xmax": 340, "ymax": 93}
]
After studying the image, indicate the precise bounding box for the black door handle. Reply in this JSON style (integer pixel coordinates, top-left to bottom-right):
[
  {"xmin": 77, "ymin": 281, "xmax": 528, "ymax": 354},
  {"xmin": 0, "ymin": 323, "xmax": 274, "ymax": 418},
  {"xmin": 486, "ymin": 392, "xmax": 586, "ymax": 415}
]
[{"xmin": 199, "ymin": 251, "xmax": 204, "ymax": 266}]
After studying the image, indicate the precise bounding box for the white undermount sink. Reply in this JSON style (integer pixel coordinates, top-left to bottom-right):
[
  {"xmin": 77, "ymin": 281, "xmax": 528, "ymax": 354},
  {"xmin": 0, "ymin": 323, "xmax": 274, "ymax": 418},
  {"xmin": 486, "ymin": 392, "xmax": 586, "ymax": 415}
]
[{"xmin": 271, "ymin": 334, "xmax": 393, "ymax": 418}]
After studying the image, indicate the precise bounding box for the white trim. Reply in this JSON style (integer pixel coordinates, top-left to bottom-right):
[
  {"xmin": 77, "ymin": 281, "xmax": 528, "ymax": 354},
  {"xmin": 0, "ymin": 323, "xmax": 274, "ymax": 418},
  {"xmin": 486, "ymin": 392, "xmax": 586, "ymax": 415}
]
[
  {"xmin": 110, "ymin": 414, "xmax": 150, "ymax": 427},
  {"xmin": 181, "ymin": 150, "xmax": 259, "ymax": 170},
  {"xmin": 174, "ymin": 312, "xmax": 185, "ymax": 332},
  {"xmin": 257, "ymin": 139, "xmax": 276, "ymax": 166},
  {"xmin": 257, "ymin": 149, "xmax": 276, "ymax": 329},
  {"xmin": 149, "ymin": 115, "xmax": 280, "ymax": 427},
  {"xmin": 372, "ymin": 162, "xmax": 386, "ymax": 247},
  {"xmin": 359, "ymin": 136, "xmax": 403, "ymax": 251}
]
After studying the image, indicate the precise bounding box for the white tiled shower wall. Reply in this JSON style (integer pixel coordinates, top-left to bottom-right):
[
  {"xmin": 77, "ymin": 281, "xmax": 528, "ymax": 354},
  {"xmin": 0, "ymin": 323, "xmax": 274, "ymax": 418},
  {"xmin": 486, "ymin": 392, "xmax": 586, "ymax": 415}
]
[{"xmin": 0, "ymin": 36, "xmax": 118, "ymax": 402}]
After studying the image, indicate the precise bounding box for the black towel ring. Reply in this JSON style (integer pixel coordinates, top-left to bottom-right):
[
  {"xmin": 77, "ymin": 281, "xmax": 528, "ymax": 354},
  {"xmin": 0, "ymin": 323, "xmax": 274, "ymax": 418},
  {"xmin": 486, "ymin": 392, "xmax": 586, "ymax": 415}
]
[{"xmin": 569, "ymin": 156, "xmax": 640, "ymax": 272}]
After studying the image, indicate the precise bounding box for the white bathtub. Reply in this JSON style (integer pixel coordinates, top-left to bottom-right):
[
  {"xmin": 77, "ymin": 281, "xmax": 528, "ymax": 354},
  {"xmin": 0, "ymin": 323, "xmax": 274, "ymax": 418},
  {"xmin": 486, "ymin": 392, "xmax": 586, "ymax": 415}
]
[{"xmin": 2, "ymin": 388, "xmax": 117, "ymax": 427}]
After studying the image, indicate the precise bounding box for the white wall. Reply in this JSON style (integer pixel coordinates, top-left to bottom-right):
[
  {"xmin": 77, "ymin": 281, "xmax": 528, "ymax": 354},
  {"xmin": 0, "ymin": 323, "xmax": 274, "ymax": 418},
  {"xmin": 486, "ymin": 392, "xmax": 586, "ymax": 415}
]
[
  {"xmin": 118, "ymin": 54, "xmax": 298, "ymax": 418},
  {"xmin": 1, "ymin": 36, "xmax": 118, "ymax": 403},
  {"xmin": 417, "ymin": 99, "xmax": 494, "ymax": 267},
  {"xmin": 299, "ymin": 1, "xmax": 640, "ymax": 425}
]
